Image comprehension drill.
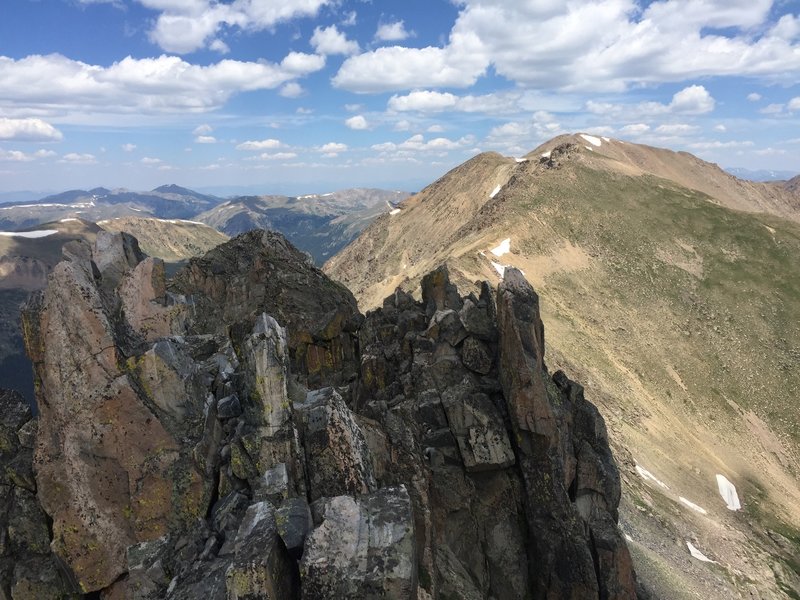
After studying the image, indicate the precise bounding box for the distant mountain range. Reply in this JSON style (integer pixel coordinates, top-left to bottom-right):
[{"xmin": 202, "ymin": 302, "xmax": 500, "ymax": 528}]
[{"xmin": 725, "ymin": 167, "xmax": 798, "ymax": 181}]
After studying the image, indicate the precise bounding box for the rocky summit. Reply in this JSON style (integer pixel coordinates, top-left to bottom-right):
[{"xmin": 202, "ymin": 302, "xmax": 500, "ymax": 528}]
[{"xmin": 10, "ymin": 229, "xmax": 636, "ymax": 598}]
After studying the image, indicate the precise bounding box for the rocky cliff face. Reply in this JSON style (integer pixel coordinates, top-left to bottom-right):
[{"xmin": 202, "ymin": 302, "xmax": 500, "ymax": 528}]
[{"xmin": 18, "ymin": 230, "xmax": 636, "ymax": 598}]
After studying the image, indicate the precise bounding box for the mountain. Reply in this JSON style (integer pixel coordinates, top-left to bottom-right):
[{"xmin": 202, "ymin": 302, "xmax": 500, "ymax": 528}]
[
  {"xmin": 0, "ymin": 185, "xmax": 223, "ymax": 230},
  {"xmin": 195, "ymin": 188, "xmax": 409, "ymax": 264},
  {"xmin": 325, "ymin": 134, "xmax": 800, "ymax": 598},
  {"xmin": 8, "ymin": 230, "xmax": 635, "ymax": 597},
  {"xmin": 0, "ymin": 217, "xmax": 228, "ymax": 404},
  {"xmin": 725, "ymin": 167, "xmax": 798, "ymax": 182}
]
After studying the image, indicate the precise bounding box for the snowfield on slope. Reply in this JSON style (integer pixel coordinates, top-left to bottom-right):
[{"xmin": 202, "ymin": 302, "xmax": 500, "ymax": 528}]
[{"xmin": 0, "ymin": 230, "xmax": 58, "ymax": 238}]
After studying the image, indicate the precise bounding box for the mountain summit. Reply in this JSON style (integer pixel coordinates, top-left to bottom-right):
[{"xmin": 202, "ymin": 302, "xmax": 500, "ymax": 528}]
[{"xmin": 325, "ymin": 134, "xmax": 800, "ymax": 598}]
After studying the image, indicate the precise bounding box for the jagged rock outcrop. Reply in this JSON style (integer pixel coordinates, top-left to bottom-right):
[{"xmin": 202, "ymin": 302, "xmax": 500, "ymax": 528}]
[{"xmin": 21, "ymin": 231, "xmax": 636, "ymax": 598}]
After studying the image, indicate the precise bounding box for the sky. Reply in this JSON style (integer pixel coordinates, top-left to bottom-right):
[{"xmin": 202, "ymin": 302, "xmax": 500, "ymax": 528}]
[{"xmin": 0, "ymin": 0, "xmax": 799, "ymax": 196}]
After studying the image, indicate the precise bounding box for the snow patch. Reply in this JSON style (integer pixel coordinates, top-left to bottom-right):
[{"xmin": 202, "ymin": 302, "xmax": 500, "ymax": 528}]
[
  {"xmin": 580, "ymin": 134, "xmax": 602, "ymax": 147},
  {"xmin": 489, "ymin": 185, "xmax": 502, "ymax": 199},
  {"xmin": 686, "ymin": 542, "xmax": 716, "ymax": 563},
  {"xmin": 541, "ymin": 151, "xmax": 551, "ymax": 158},
  {"xmin": 164, "ymin": 219, "xmax": 206, "ymax": 226},
  {"xmin": 491, "ymin": 261, "xmax": 506, "ymax": 277},
  {"xmin": 602, "ymin": 136, "xmax": 611, "ymax": 142},
  {"xmin": 584, "ymin": 145, "xmax": 593, "ymax": 152},
  {"xmin": 716, "ymin": 474, "xmax": 741, "ymax": 510},
  {"xmin": 515, "ymin": 157, "xmax": 528, "ymax": 162},
  {"xmin": 635, "ymin": 465, "xmax": 669, "ymax": 489},
  {"xmin": 389, "ymin": 208, "xmax": 401, "ymax": 216},
  {"xmin": 0, "ymin": 230, "xmax": 58, "ymax": 238},
  {"xmin": 490, "ymin": 238, "xmax": 511, "ymax": 257},
  {"xmin": 679, "ymin": 497, "xmax": 708, "ymax": 515},
  {"xmin": 59, "ymin": 218, "xmax": 79, "ymax": 222}
]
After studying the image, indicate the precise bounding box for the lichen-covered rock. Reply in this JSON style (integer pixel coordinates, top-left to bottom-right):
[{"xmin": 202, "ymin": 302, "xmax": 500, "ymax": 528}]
[
  {"xmin": 224, "ymin": 501, "xmax": 299, "ymax": 600},
  {"xmin": 300, "ymin": 486, "xmax": 416, "ymax": 599},
  {"xmin": 296, "ymin": 387, "xmax": 376, "ymax": 501}
]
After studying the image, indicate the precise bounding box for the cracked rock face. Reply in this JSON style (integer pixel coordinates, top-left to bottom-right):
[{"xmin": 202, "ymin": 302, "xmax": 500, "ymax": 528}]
[{"xmin": 20, "ymin": 231, "xmax": 636, "ymax": 599}]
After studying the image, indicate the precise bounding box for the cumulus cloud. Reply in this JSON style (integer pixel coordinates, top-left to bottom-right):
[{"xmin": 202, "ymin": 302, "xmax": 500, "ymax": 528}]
[
  {"xmin": 193, "ymin": 123, "xmax": 213, "ymax": 135},
  {"xmin": 194, "ymin": 135, "xmax": 216, "ymax": 143},
  {"xmin": 789, "ymin": 97, "xmax": 800, "ymax": 111},
  {"xmin": 587, "ymin": 85, "xmax": 716, "ymax": 119},
  {"xmin": 121, "ymin": 143, "xmax": 137, "ymax": 151},
  {"xmin": 318, "ymin": 142, "xmax": 347, "ymax": 157},
  {"xmin": 60, "ymin": 152, "xmax": 97, "ymax": 164},
  {"xmin": 142, "ymin": 0, "xmax": 334, "ymax": 54},
  {"xmin": 141, "ymin": 156, "xmax": 162, "ymax": 164},
  {"xmin": 236, "ymin": 138, "xmax": 283, "ymax": 151},
  {"xmin": 0, "ymin": 117, "xmax": 63, "ymax": 141},
  {"xmin": 279, "ymin": 82, "xmax": 304, "ymax": 98},
  {"xmin": 747, "ymin": 92, "xmax": 762, "ymax": 101},
  {"xmin": 333, "ymin": 0, "xmax": 800, "ymax": 93},
  {"xmin": 0, "ymin": 53, "xmax": 325, "ymax": 120},
  {"xmin": 345, "ymin": 115, "xmax": 369, "ymax": 130},
  {"xmin": 371, "ymin": 134, "xmax": 474, "ymax": 155},
  {"xmin": 620, "ymin": 123, "xmax": 650, "ymax": 135},
  {"xmin": 245, "ymin": 152, "xmax": 298, "ymax": 161},
  {"xmin": 310, "ymin": 25, "xmax": 359, "ymax": 55},
  {"xmin": 375, "ymin": 20, "xmax": 413, "ymax": 42},
  {"xmin": 688, "ymin": 140, "xmax": 754, "ymax": 149}
]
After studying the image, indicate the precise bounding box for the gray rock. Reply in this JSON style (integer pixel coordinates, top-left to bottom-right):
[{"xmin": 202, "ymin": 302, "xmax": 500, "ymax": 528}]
[
  {"xmin": 224, "ymin": 501, "xmax": 299, "ymax": 600},
  {"xmin": 217, "ymin": 394, "xmax": 242, "ymax": 419},
  {"xmin": 276, "ymin": 497, "xmax": 313, "ymax": 559},
  {"xmin": 301, "ymin": 486, "xmax": 416, "ymax": 599}
]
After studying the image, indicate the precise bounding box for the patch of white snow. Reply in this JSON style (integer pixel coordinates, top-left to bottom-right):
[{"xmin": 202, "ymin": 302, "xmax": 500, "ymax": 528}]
[
  {"xmin": 59, "ymin": 218, "xmax": 79, "ymax": 222},
  {"xmin": 580, "ymin": 134, "xmax": 602, "ymax": 147},
  {"xmin": 489, "ymin": 185, "xmax": 502, "ymax": 199},
  {"xmin": 389, "ymin": 208, "xmax": 401, "ymax": 216},
  {"xmin": 679, "ymin": 497, "xmax": 708, "ymax": 515},
  {"xmin": 716, "ymin": 474, "xmax": 741, "ymax": 510},
  {"xmin": 686, "ymin": 542, "xmax": 716, "ymax": 563},
  {"xmin": 602, "ymin": 136, "xmax": 611, "ymax": 142},
  {"xmin": 491, "ymin": 262, "xmax": 506, "ymax": 277},
  {"xmin": 635, "ymin": 465, "xmax": 669, "ymax": 490},
  {"xmin": 515, "ymin": 157, "xmax": 528, "ymax": 163},
  {"xmin": 0, "ymin": 230, "xmax": 58, "ymax": 238},
  {"xmin": 584, "ymin": 145, "xmax": 594, "ymax": 151},
  {"xmin": 541, "ymin": 151, "xmax": 551, "ymax": 158},
  {"xmin": 490, "ymin": 238, "xmax": 511, "ymax": 257}
]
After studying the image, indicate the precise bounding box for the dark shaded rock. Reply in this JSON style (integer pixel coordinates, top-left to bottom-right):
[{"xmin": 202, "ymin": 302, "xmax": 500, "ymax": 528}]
[
  {"xmin": 217, "ymin": 393, "xmax": 242, "ymax": 419},
  {"xmin": 461, "ymin": 336, "xmax": 493, "ymax": 374},
  {"xmin": 421, "ymin": 264, "xmax": 463, "ymax": 317},
  {"xmin": 276, "ymin": 497, "xmax": 313, "ymax": 559},
  {"xmin": 170, "ymin": 230, "xmax": 362, "ymax": 387}
]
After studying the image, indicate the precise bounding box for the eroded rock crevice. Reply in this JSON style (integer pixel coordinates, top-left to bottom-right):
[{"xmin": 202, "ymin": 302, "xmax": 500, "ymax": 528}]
[{"xmin": 12, "ymin": 230, "xmax": 636, "ymax": 598}]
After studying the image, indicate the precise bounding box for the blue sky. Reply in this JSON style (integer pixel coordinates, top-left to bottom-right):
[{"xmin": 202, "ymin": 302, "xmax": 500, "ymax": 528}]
[{"xmin": 0, "ymin": 0, "xmax": 799, "ymax": 195}]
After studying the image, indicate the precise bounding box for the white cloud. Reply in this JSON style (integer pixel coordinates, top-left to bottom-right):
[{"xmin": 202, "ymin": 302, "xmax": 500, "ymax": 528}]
[
  {"xmin": 209, "ymin": 38, "xmax": 230, "ymax": 54},
  {"xmin": 789, "ymin": 97, "xmax": 800, "ymax": 111},
  {"xmin": 341, "ymin": 11, "xmax": 356, "ymax": 27},
  {"xmin": 754, "ymin": 147, "xmax": 786, "ymax": 156},
  {"xmin": 194, "ymin": 135, "xmax": 216, "ymax": 143},
  {"xmin": 375, "ymin": 20, "xmax": 413, "ymax": 42},
  {"xmin": 280, "ymin": 52, "xmax": 325, "ymax": 75},
  {"xmin": 345, "ymin": 115, "xmax": 369, "ymax": 130},
  {"xmin": 344, "ymin": 103, "xmax": 363, "ymax": 112},
  {"xmin": 620, "ymin": 123, "xmax": 650, "ymax": 135},
  {"xmin": 371, "ymin": 133, "xmax": 473, "ymax": 155},
  {"xmin": 60, "ymin": 152, "xmax": 97, "ymax": 164},
  {"xmin": 0, "ymin": 54, "xmax": 325, "ymax": 120},
  {"xmin": 144, "ymin": 0, "xmax": 334, "ymax": 54},
  {"xmin": 311, "ymin": 25, "xmax": 359, "ymax": 55},
  {"xmin": 193, "ymin": 123, "xmax": 212, "ymax": 135},
  {"xmin": 236, "ymin": 138, "xmax": 283, "ymax": 150},
  {"xmin": 760, "ymin": 103, "xmax": 785, "ymax": 114},
  {"xmin": 333, "ymin": 32, "xmax": 488, "ymax": 92},
  {"xmin": 747, "ymin": 92, "xmax": 762, "ymax": 101},
  {"xmin": 121, "ymin": 143, "xmax": 137, "ymax": 152},
  {"xmin": 319, "ymin": 142, "xmax": 347, "ymax": 153},
  {"xmin": 428, "ymin": 124, "xmax": 444, "ymax": 133},
  {"xmin": 279, "ymin": 82, "xmax": 304, "ymax": 98},
  {"xmin": 714, "ymin": 124, "xmax": 727, "ymax": 132},
  {"xmin": 586, "ymin": 85, "xmax": 716, "ymax": 119},
  {"xmin": 334, "ymin": 0, "xmax": 800, "ymax": 93},
  {"xmin": 0, "ymin": 149, "xmax": 34, "ymax": 162},
  {"xmin": 688, "ymin": 140, "xmax": 754, "ymax": 149},
  {"xmin": 318, "ymin": 142, "xmax": 347, "ymax": 157},
  {"xmin": 670, "ymin": 85, "xmax": 715, "ymax": 114},
  {"xmin": 389, "ymin": 91, "xmax": 457, "ymax": 112},
  {"xmin": 141, "ymin": 156, "xmax": 163, "ymax": 164},
  {"xmin": 393, "ymin": 119, "xmax": 411, "ymax": 131},
  {"xmin": 654, "ymin": 123, "xmax": 698, "ymax": 135},
  {"xmin": 0, "ymin": 117, "xmax": 63, "ymax": 141},
  {"xmin": 246, "ymin": 152, "xmax": 298, "ymax": 161}
]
